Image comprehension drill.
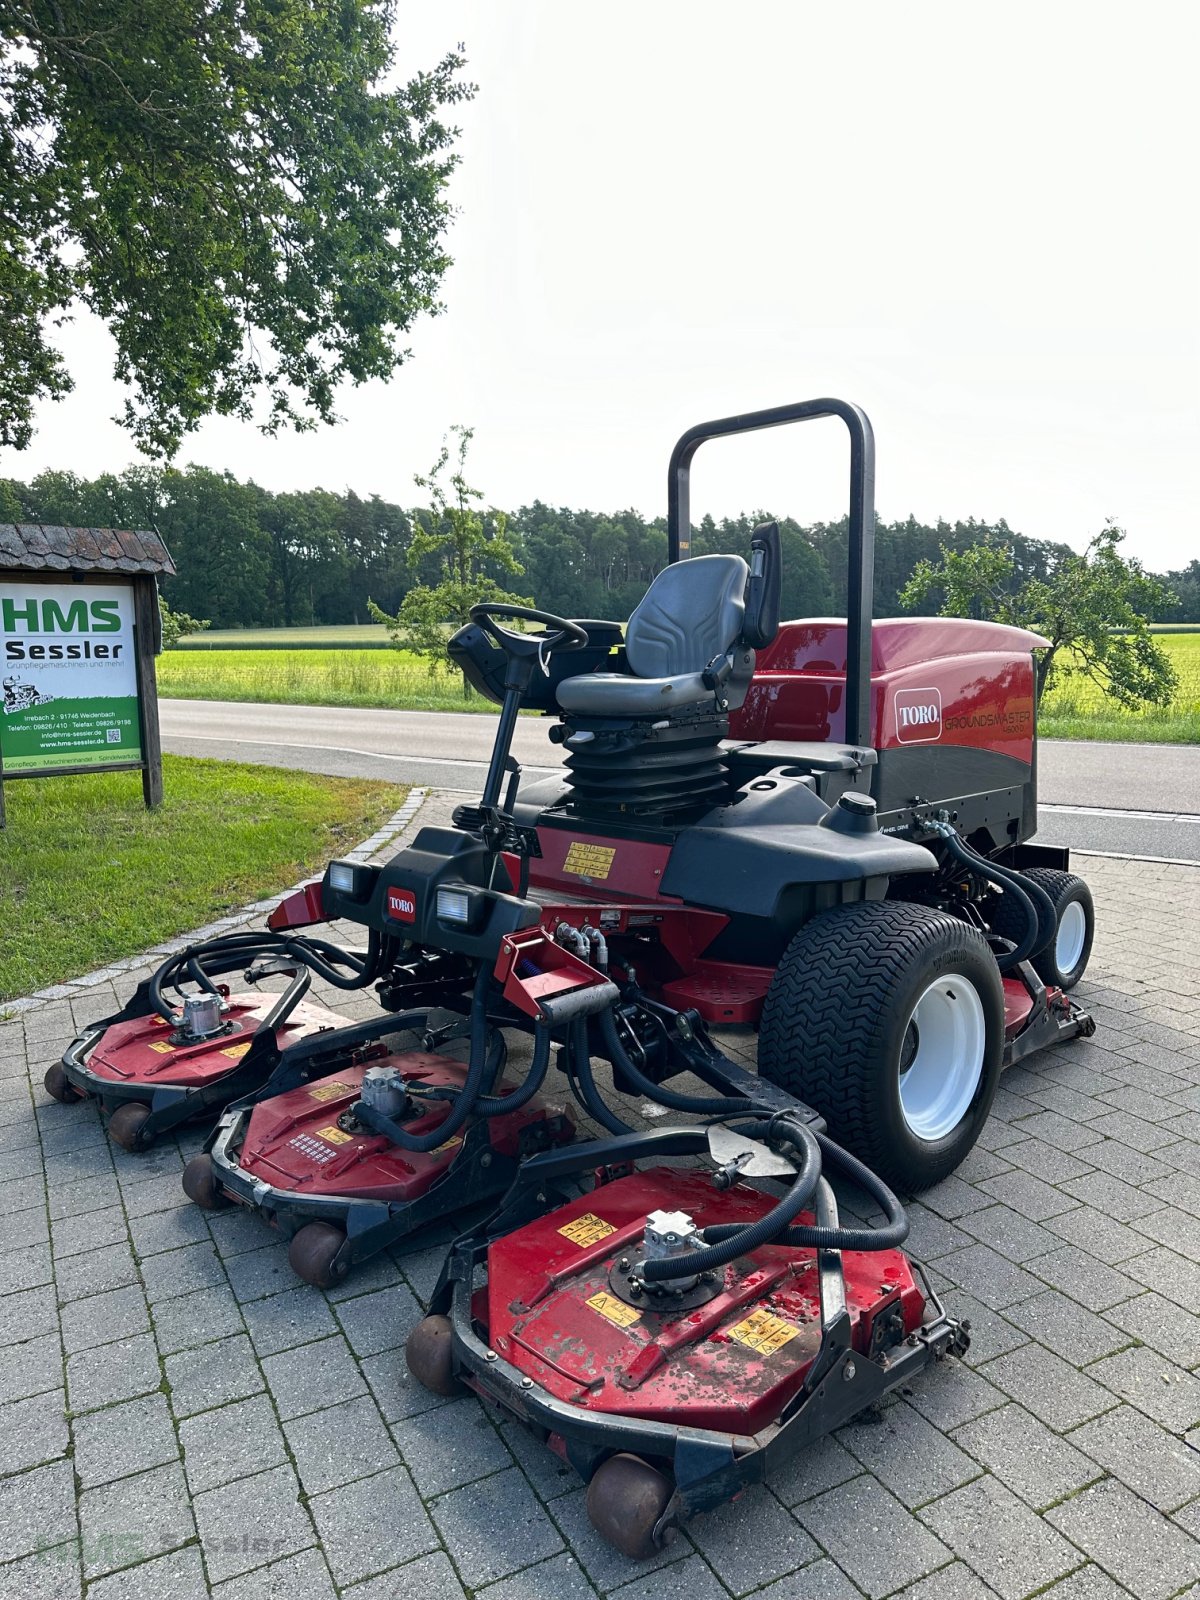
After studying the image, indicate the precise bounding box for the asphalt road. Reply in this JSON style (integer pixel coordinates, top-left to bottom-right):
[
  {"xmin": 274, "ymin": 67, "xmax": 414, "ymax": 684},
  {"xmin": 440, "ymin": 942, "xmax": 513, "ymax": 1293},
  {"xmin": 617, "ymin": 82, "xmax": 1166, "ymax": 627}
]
[{"xmin": 159, "ymin": 699, "xmax": 1200, "ymax": 863}]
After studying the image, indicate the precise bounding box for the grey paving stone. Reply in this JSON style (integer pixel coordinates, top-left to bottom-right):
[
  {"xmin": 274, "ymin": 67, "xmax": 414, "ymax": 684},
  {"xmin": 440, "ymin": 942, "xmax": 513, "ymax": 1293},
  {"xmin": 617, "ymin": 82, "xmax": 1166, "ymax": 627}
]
[
  {"xmin": 940, "ymin": 1293, "xmax": 1028, "ymax": 1368},
  {"xmin": 959, "ymin": 1205, "xmax": 1063, "ymax": 1264},
  {"xmin": 1084, "ymin": 1139, "xmax": 1174, "ymax": 1187},
  {"xmin": 4, "ymin": 1204, "xmax": 49, "ymax": 1251},
  {"xmin": 309, "ymin": 1464, "xmax": 439, "ymax": 1589},
  {"xmin": 121, "ymin": 1171, "xmax": 192, "ymax": 1219},
  {"xmin": 920, "ymin": 1474, "xmax": 1080, "ymax": 1600},
  {"xmin": 151, "ymin": 1281, "xmax": 246, "ymax": 1355},
  {"xmin": 608, "ymin": 1553, "xmax": 729, "ymax": 1600},
  {"xmin": 334, "ymin": 1282, "xmax": 422, "ymax": 1359},
  {"xmin": 222, "ymin": 1241, "xmax": 298, "ymax": 1303},
  {"xmin": 66, "ymin": 1333, "xmax": 161, "ymax": 1413},
  {"xmin": 546, "ymin": 1483, "xmax": 691, "ymax": 1591},
  {"xmin": 1034, "ymin": 1567, "xmax": 1135, "ymax": 1600},
  {"xmin": 935, "ymin": 1244, "xmax": 1047, "ymax": 1309},
  {"xmin": 139, "ymin": 1240, "xmax": 226, "ymax": 1304},
  {"xmin": 749, "ymin": 1556, "xmax": 863, "ymax": 1600},
  {"xmin": 47, "ymin": 1173, "xmax": 121, "ymax": 1221},
  {"xmin": 241, "ymin": 1285, "xmax": 339, "ymax": 1356},
  {"xmin": 1125, "ymin": 1245, "xmax": 1200, "ymax": 1312},
  {"xmin": 1087, "ymin": 1344, "xmax": 1200, "ymax": 1432},
  {"xmin": 211, "ymin": 1546, "xmax": 340, "ymax": 1600},
  {"xmin": 1045, "ymin": 1205, "xmax": 1156, "ymax": 1264},
  {"xmin": 0, "ymin": 1459, "xmax": 77, "ymax": 1563},
  {"xmin": 1046, "ymin": 1477, "xmax": 1199, "ymax": 1600},
  {"xmin": 795, "ymin": 1474, "xmax": 951, "ymax": 1599},
  {"xmin": 430, "ymin": 1465, "xmax": 565, "ymax": 1590},
  {"xmin": 50, "ymin": 1205, "xmax": 128, "ymax": 1259},
  {"xmin": 979, "ymin": 1169, "xmax": 1080, "ymax": 1221},
  {"xmin": 86, "ymin": 1545, "xmax": 209, "ymax": 1600},
  {"xmin": 1010, "ymin": 1110, "xmax": 1102, "ymax": 1152},
  {"xmin": 1026, "ymin": 1243, "xmax": 1143, "ymax": 1310},
  {"xmin": 0, "ymin": 1543, "xmax": 82, "ymax": 1600},
  {"xmin": 0, "ymin": 1243, "xmax": 52, "ymax": 1293},
  {"xmin": 1103, "ymin": 1290, "xmax": 1200, "ymax": 1367},
  {"xmin": 953, "ymin": 1402, "xmax": 1100, "ymax": 1510},
  {"xmin": 0, "ymin": 1331, "xmax": 62, "ymax": 1406},
  {"xmin": 179, "ymin": 1392, "xmax": 289, "ymax": 1495},
  {"xmin": 902, "ymin": 1356, "xmax": 1007, "ymax": 1431},
  {"xmin": 205, "ymin": 1205, "xmax": 277, "ymax": 1260},
  {"xmin": 390, "ymin": 1395, "xmax": 513, "ymax": 1498},
  {"xmin": 895, "ymin": 1560, "xmax": 1004, "ymax": 1600},
  {"xmin": 128, "ymin": 1202, "xmax": 212, "ymax": 1257},
  {"xmin": 920, "ymin": 1177, "xmax": 994, "ymax": 1221},
  {"xmin": 838, "ymin": 1400, "xmax": 981, "ymax": 1509},
  {"xmin": 682, "ymin": 1483, "xmax": 816, "ymax": 1596},
  {"xmin": 262, "ymin": 1333, "xmax": 367, "ymax": 1420},
  {"xmin": 54, "ymin": 1239, "xmax": 140, "ymax": 1301},
  {"xmin": 78, "ymin": 1462, "xmax": 194, "ymax": 1579},
  {"xmin": 284, "ymin": 1394, "xmax": 401, "ymax": 1495},
  {"xmin": 1087, "ymin": 1111, "xmax": 1177, "ymax": 1152},
  {"xmin": 475, "ymin": 1550, "xmax": 589, "ymax": 1600},
  {"xmin": 193, "ymin": 1462, "xmax": 316, "ymax": 1583},
  {"xmin": 979, "ymin": 1344, "xmax": 1116, "ymax": 1431},
  {"xmin": 1069, "ymin": 1402, "xmax": 1200, "ymax": 1512},
  {"xmin": 1003, "ymin": 1289, "xmax": 1132, "ymax": 1365},
  {"xmin": 164, "ymin": 1330, "xmax": 264, "ymax": 1419},
  {"xmin": 73, "ymin": 1393, "xmax": 180, "ymax": 1488},
  {"xmin": 1131, "ymin": 1205, "xmax": 1200, "ymax": 1263},
  {"xmin": 0, "ymin": 1390, "xmax": 69, "ymax": 1476},
  {"xmin": 325, "ymin": 1253, "xmax": 404, "ymax": 1303},
  {"xmin": 360, "ymin": 1348, "xmax": 449, "ymax": 1426}
]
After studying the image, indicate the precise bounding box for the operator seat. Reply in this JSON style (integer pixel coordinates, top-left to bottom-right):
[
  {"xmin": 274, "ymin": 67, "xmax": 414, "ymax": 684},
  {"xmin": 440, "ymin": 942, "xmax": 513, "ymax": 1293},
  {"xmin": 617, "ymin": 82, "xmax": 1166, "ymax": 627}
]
[{"xmin": 555, "ymin": 555, "xmax": 750, "ymax": 716}]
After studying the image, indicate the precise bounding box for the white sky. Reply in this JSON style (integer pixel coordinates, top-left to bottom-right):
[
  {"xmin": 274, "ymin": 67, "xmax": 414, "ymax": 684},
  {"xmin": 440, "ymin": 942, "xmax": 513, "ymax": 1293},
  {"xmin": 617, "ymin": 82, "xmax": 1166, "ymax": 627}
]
[{"xmin": 8, "ymin": 1, "xmax": 1199, "ymax": 569}]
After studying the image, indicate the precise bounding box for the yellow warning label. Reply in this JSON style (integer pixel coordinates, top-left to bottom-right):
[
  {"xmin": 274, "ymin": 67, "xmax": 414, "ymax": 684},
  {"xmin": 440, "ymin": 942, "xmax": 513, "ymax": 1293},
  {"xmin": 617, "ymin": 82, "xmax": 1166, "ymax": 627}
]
[
  {"xmin": 315, "ymin": 1125, "xmax": 353, "ymax": 1145},
  {"xmin": 557, "ymin": 1212, "xmax": 616, "ymax": 1247},
  {"xmin": 728, "ymin": 1308, "xmax": 800, "ymax": 1355},
  {"xmin": 433, "ymin": 1135, "xmax": 463, "ymax": 1155},
  {"xmin": 310, "ymin": 1081, "xmax": 353, "ymax": 1101},
  {"xmin": 586, "ymin": 1291, "xmax": 642, "ymax": 1328},
  {"xmin": 148, "ymin": 1040, "xmax": 175, "ymax": 1054},
  {"xmin": 219, "ymin": 1042, "xmax": 251, "ymax": 1060},
  {"xmin": 562, "ymin": 842, "xmax": 616, "ymax": 881}
]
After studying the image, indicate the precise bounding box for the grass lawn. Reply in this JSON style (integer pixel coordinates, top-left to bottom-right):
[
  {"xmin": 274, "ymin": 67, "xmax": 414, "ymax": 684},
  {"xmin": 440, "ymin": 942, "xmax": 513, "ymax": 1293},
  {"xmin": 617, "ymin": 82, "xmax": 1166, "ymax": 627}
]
[
  {"xmin": 158, "ymin": 632, "xmax": 1200, "ymax": 742},
  {"xmin": 177, "ymin": 623, "xmax": 392, "ymax": 650},
  {"xmin": 0, "ymin": 755, "xmax": 405, "ymax": 1002}
]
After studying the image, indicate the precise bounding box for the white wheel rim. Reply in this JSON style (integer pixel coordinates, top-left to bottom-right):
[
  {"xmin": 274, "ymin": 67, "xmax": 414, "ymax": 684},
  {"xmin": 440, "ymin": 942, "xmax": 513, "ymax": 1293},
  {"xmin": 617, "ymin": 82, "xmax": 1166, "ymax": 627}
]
[
  {"xmin": 1055, "ymin": 901, "xmax": 1087, "ymax": 974},
  {"xmin": 898, "ymin": 975, "xmax": 987, "ymax": 1143}
]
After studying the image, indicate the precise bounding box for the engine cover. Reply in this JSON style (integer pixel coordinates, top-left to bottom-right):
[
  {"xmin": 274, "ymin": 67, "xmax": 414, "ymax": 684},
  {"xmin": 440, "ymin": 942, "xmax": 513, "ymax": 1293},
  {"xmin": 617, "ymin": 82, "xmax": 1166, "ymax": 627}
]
[{"xmin": 482, "ymin": 1167, "xmax": 924, "ymax": 1435}]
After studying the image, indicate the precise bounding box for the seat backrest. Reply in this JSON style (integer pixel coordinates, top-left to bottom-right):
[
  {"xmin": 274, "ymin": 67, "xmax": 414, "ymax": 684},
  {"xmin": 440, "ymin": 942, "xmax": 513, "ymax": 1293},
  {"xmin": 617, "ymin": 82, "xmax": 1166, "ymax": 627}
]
[{"xmin": 624, "ymin": 554, "xmax": 749, "ymax": 679}]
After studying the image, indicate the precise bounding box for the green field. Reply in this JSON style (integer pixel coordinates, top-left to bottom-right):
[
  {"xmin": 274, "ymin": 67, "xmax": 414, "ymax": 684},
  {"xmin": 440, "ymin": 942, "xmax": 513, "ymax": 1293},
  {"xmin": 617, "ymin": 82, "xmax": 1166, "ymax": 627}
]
[
  {"xmin": 0, "ymin": 756, "xmax": 404, "ymax": 1000},
  {"xmin": 177, "ymin": 623, "xmax": 392, "ymax": 649},
  {"xmin": 157, "ymin": 632, "xmax": 1200, "ymax": 742}
]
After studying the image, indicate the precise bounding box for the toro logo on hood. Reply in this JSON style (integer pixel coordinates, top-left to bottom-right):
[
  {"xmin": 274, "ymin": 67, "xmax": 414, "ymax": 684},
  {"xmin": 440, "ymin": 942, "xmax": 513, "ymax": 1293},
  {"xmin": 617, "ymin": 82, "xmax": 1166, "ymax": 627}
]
[
  {"xmin": 894, "ymin": 687, "xmax": 943, "ymax": 743},
  {"xmin": 386, "ymin": 886, "xmax": 417, "ymax": 923}
]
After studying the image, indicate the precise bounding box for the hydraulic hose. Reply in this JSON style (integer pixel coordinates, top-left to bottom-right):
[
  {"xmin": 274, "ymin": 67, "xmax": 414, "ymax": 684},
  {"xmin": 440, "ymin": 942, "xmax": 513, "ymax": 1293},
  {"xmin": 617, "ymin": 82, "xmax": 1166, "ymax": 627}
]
[
  {"xmin": 568, "ymin": 1017, "xmax": 634, "ymax": 1135},
  {"xmin": 350, "ymin": 964, "xmax": 493, "ymax": 1153},
  {"xmin": 150, "ymin": 928, "xmax": 385, "ymax": 1023},
  {"xmin": 468, "ymin": 1022, "xmax": 552, "ymax": 1117},
  {"xmin": 638, "ymin": 1114, "xmax": 822, "ymax": 1281},
  {"xmin": 598, "ymin": 1003, "xmax": 754, "ymax": 1118},
  {"xmin": 704, "ymin": 1131, "xmax": 909, "ymax": 1253},
  {"xmin": 932, "ymin": 824, "xmax": 1057, "ymax": 973}
]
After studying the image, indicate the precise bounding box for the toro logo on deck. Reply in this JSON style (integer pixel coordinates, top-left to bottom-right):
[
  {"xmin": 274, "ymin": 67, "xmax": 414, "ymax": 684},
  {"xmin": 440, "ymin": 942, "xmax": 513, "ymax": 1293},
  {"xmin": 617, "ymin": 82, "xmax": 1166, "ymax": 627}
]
[
  {"xmin": 386, "ymin": 886, "xmax": 417, "ymax": 923},
  {"xmin": 894, "ymin": 687, "xmax": 943, "ymax": 743}
]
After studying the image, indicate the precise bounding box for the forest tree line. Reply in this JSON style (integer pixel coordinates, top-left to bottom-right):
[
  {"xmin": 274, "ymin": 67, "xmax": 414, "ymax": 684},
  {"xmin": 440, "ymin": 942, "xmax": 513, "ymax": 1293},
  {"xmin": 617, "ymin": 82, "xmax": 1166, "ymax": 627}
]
[{"xmin": 2, "ymin": 465, "xmax": 1196, "ymax": 630}]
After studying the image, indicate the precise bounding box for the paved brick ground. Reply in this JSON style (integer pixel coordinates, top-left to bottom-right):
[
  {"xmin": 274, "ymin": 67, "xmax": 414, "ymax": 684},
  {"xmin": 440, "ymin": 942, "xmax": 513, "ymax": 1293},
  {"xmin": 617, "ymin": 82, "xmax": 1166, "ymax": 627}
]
[{"xmin": 3, "ymin": 795, "xmax": 1200, "ymax": 1600}]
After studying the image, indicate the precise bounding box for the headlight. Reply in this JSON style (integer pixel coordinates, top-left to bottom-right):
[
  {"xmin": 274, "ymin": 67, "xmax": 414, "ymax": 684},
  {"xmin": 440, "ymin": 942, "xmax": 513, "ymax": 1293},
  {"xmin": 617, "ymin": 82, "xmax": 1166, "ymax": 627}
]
[
  {"xmin": 436, "ymin": 886, "xmax": 474, "ymax": 925},
  {"xmin": 326, "ymin": 859, "xmax": 375, "ymax": 899}
]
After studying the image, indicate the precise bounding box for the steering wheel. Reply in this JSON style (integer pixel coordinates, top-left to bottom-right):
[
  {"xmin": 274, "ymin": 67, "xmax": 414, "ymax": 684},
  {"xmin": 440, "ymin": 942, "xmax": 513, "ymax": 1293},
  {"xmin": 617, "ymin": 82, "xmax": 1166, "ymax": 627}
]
[{"xmin": 470, "ymin": 603, "xmax": 589, "ymax": 661}]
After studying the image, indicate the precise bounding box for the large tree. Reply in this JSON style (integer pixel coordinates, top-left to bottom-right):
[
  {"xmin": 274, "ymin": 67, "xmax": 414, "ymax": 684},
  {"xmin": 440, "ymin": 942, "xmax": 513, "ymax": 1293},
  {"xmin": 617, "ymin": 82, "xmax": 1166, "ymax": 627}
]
[{"xmin": 0, "ymin": 2, "xmax": 471, "ymax": 454}]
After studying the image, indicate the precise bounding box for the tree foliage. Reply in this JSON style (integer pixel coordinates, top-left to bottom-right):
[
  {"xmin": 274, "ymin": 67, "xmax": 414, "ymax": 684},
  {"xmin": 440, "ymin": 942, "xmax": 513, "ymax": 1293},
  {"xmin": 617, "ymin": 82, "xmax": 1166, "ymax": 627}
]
[
  {"xmin": 367, "ymin": 426, "xmax": 529, "ymax": 688},
  {"xmin": 0, "ymin": 2, "xmax": 472, "ymax": 453},
  {"xmin": 158, "ymin": 594, "xmax": 209, "ymax": 648},
  {"xmin": 900, "ymin": 522, "xmax": 1179, "ymax": 708}
]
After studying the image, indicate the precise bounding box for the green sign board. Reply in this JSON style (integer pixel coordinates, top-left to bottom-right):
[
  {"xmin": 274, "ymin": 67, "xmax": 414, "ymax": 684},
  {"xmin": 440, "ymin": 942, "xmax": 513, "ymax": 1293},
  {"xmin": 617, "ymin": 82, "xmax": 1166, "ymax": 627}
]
[{"xmin": 0, "ymin": 580, "xmax": 143, "ymax": 771}]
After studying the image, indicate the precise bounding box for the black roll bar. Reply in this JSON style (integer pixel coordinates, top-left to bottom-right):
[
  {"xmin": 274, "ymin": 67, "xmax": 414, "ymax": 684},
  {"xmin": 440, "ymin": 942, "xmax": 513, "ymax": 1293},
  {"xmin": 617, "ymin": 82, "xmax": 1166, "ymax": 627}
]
[{"xmin": 666, "ymin": 398, "xmax": 876, "ymax": 748}]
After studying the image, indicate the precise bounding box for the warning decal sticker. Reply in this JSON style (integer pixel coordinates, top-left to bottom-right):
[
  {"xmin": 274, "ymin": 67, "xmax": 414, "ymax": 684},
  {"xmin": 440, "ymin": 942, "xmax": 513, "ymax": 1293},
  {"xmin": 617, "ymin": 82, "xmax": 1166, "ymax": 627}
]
[
  {"xmin": 727, "ymin": 1308, "xmax": 800, "ymax": 1355},
  {"xmin": 557, "ymin": 1212, "xmax": 616, "ymax": 1247},
  {"xmin": 147, "ymin": 1040, "xmax": 175, "ymax": 1054},
  {"xmin": 586, "ymin": 1291, "xmax": 642, "ymax": 1328},
  {"xmin": 562, "ymin": 842, "xmax": 616, "ymax": 881},
  {"xmin": 315, "ymin": 1125, "xmax": 353, "ymax": 1145},
  {"xmin": 219, "ymin": 1042, "xmax": 251, "ymax": 1060},
  {"xmin": 309, "ymin": 1081, "xmax": 354, "ymax": 1101}
]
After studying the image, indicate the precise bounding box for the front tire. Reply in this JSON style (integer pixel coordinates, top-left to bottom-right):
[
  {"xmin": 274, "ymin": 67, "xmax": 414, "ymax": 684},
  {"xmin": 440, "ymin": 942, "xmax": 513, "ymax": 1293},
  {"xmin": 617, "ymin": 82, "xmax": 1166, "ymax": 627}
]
[
  {"xmin": 990, "ymin": 868, "xmax": 1094, "ymax": 991},
  {"xmin": 758, "ymin": 901, "xmax": 1005, "ymax": 1191}
]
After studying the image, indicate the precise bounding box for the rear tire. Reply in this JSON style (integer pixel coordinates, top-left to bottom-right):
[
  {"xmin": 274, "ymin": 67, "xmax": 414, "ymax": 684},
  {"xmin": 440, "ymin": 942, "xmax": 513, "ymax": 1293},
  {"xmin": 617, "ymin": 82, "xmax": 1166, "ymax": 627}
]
[
  {"xmin": 989, "ymin": 868, "xmax": 1094, "ymax": 991},
  {"xmin": 758, "ymin": 901, "xmax": 1005, "ymax": 1192}
]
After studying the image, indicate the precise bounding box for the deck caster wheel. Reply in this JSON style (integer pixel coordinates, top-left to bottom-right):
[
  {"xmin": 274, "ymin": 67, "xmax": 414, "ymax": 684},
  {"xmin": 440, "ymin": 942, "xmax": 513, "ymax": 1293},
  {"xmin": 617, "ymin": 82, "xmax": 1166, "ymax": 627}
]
[
  {"xmin": 108, "ymin": 1102, "xmax": 154, "ymax": 1152},
  {"xmin": 586, "ymin": 1454, "xmax": 675, "ymax": 1561},
  {"xmin": 43, "ymin": 1063, "xmax": 84, "ymax": 1104},
  {"xmin": 405, "ymin": 1315, "xmax": 464, "ymax": 1397},
  {"xmin": 182, "ymin": 1153, "xmax": 232, "ymax": 1210},
  {"xmin": 288, "ymin": 1222, "xmax": 349, "ymax": 1289}
]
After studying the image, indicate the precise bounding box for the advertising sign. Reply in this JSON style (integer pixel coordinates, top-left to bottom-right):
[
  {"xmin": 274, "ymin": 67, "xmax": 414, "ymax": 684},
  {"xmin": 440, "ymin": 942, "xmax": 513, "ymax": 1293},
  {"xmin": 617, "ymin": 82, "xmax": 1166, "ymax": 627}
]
[{"xmin": 0, "ymin": 581, "xmax": 143, "ymax": 771}]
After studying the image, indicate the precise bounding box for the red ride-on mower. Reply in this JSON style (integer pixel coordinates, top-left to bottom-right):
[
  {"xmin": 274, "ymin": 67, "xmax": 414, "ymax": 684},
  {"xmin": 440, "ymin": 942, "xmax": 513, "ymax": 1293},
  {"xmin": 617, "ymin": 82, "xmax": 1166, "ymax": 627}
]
[{"xmin": 406, "ymin": 1116, "xmax": 965, "ymax": 1559}]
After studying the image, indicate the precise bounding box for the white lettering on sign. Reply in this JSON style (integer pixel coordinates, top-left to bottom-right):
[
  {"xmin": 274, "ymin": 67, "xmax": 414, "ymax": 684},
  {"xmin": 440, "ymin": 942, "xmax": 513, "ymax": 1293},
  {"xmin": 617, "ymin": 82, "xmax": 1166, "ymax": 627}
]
[{"xmin": 894, "ymin": 687, "xmax": 943, "ymax": 743}]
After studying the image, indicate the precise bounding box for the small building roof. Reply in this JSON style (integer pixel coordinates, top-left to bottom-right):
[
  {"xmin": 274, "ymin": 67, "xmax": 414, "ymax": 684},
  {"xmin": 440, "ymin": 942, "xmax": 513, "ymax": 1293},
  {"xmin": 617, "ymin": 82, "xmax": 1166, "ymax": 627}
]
[{"xmin": 0, "ymin": 524, "xmax": 176, "ymax": 577}]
